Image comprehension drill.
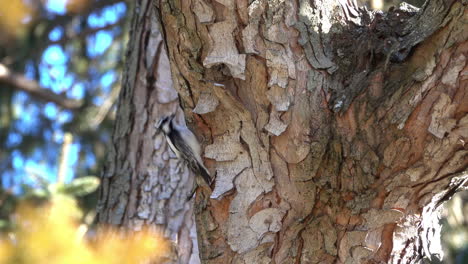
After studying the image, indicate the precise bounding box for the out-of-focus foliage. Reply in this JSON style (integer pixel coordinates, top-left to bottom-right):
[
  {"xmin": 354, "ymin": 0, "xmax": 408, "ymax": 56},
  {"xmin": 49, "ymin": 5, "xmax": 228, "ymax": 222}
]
[
  {"xmin": 0, "ymin": 174, "xmax": 99, "ymax": 232},
  {"xmin": 0, "ymin": 0, "xmax": 130, "ymax": 226},
  {"xmin": 22, "ymin": 175, "xmax": 99, "ymax": 201},
  {"xmin": 0, "ymin": 0, "xmax": 129, "ymax": 190},
  {"xmin": 0, "ymin": 0, "xmax": 31, "ymax": 35},
  {"xmin": 0, "ymin": 196, "xmax": 168, "ymax": 264},
  {"xmin": 438, "ymin": 191, "xmax": 468, "ymax": 264}
]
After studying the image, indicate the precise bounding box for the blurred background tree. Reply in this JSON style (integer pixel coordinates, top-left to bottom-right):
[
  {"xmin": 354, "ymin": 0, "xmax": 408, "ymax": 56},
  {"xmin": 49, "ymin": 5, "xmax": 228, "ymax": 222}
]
[
  {"xmin": 0, "ymin": 0, "xmax": 465, "ymax": 263},
  {"xmin": 0, "ymin": 0, "xmax": 130, "ymax": 224}
]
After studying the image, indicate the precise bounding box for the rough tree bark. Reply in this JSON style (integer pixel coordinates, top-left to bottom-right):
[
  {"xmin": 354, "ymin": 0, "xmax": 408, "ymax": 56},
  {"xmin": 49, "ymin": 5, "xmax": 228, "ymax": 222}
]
[
  {"xmin": 95, "ymin": 2, "xmax": 201, "ymax": 263},
  {"xmin": 98, "ymin": 0, "xmax": 467, "ymax": 264}
]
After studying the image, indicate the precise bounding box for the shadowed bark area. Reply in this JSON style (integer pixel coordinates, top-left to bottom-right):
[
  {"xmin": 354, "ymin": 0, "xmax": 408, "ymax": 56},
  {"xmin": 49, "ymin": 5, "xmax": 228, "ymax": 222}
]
[
  {"xmin": 156, "ymin": 0, "xmax": 467, "ymax": 263},
  {"xmin": 96, "ymin": 1, "xmax": 200, "ymax": 263}
]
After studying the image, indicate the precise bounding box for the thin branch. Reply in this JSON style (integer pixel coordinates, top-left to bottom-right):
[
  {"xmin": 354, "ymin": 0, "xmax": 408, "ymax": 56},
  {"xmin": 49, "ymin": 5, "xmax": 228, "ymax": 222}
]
[
  {"xmin": 57, "ymin": 133, "xmax": 73, "ymax": 184},
  {"xmin": 89, "ymin": 83, "xmax": 121, "ymax": 129},
  {"xmin": 0, "ymin": 63, "xmax": 83, "ymax": 110}
]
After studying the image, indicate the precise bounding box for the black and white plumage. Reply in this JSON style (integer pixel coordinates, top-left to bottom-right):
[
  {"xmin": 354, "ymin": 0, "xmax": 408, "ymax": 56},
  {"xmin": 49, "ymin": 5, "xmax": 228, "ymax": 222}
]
[{"xmin": 156, "ymin": 115, "xmax": 212, "ymax": 187}]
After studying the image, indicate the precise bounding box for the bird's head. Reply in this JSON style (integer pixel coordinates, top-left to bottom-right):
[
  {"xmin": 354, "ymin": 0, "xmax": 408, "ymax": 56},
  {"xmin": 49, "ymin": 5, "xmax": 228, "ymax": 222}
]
[{"xmin": 155, "ymin": 114, "xmax": 175, "ymax": 134}]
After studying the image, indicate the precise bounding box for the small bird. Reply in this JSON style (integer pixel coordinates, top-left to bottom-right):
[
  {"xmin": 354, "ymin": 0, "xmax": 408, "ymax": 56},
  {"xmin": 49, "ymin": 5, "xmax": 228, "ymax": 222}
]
[{"xmin": 155, "ymin": 115, "xmax": 212, "ymax": 191}]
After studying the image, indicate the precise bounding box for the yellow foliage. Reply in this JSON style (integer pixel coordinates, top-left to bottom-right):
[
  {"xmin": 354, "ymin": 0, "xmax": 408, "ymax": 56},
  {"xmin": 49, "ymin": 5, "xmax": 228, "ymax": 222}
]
[
  {"xmin": 0, "ymin": 0, "xmax": 31, "ymax": 33},
  {"xmin": 0, "ymin": 197, "xmax": 168, "ymax": 264}
]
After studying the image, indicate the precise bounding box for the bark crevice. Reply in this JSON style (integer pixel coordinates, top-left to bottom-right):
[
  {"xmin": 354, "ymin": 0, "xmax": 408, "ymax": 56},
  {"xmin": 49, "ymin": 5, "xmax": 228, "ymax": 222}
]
[{"xmin": 99, "ymin": 0, "xmax": 468, "ymax": 263}]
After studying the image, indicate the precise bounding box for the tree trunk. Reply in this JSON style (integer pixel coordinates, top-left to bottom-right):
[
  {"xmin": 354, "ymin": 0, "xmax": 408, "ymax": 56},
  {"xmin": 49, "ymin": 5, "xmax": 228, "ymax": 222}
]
[
  {"xmin": 99, "ymin": 0, "xmax": 467, "ymax": 263},
  {"xmin": 95, "ymin": 1, "xmax": 201, "ymax": 263}
]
